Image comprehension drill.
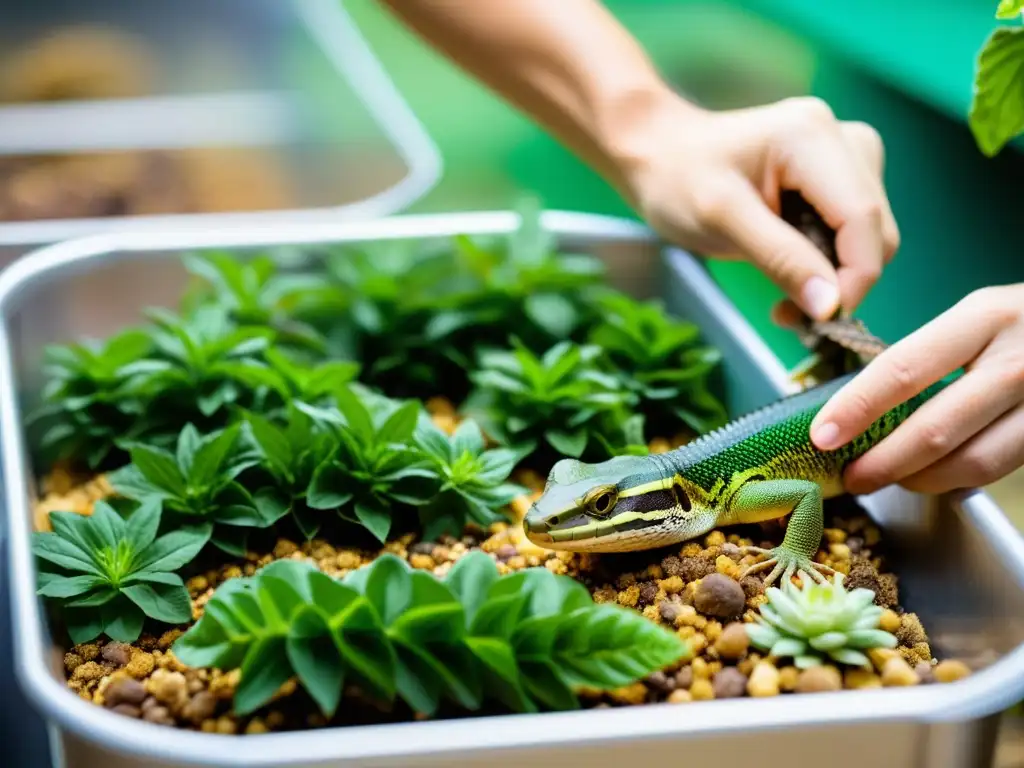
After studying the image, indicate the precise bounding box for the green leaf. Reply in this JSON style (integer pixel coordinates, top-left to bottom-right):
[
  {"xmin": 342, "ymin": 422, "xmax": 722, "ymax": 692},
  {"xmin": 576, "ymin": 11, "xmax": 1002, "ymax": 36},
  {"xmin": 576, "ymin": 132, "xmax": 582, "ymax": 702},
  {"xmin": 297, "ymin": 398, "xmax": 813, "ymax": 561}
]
[
  {"xmin": 121, "ymin": 578, "xmax": 193, "ymax": 624},
  {"xmin": 190, "ymin": 424, "xmax": 243, "ymax": 488},
  {"xmin": 135, "ymin": 524, "xmax": 212, "ymax": 573},
  {"xmin": 307, "ymin": 462, "xmax": 354, "ymax": 510},
  {"xmin": 524, "ymin": 292, "xmax": 578, "ymax": 338},
  {"xmin": 519, "ymin": 659, "xmax": 578, "ymax": 710},
  {"xmin": 334, "ymin": 387, "xmax": 374, "ymax": 442},
  {"xmin": 244, "ymin": 411, "xmax": 292, "ymax": 476},
  {"xmin": 32, "ymin": 530, "xmax": 101, "ymax": 576},
  {"xmin": 102, "ymin": 598, "xmax": 147, "ymax": 643},
  {"xmin": 127, "ymin": 444, "xmax": 186, "ymax": 495},
  {"xmin": 450, "ymin": 419, "xmax": 485, "ymax": 457},
  {"xmin": 286, "ymin": 606, "xmax": 344, "ymax": 717},
  {"xmin": 445, "ymin": 552, "xmax": 498, "ymax": 624},
  {"xmin": 124, "ymin": 498, "xmax": 162, "ymax": 554},
  {"xmin": 354, "ymin": 502, "xmax": 392, "ymax": 543},
  {"xmin": 544, "ymin": 429, "xmax": 588, "ymax": 458},
  {"xmin": 969, "ymin": 26, "xmax": 1024, "ymax": 157},
  {"xmin": 65, "ymin": 608, "xmax": 106, "ymax": 645},
  {"xmin": 236, "ymin": 636, "xmax": 294, "ymax": 716},
  {"xmin": 37, "ymin": 575, "xmax": 105, "ymax": 599},
  {"xmin": 362, "ymin": 554, "xmax": 413, "ymax": 625},
  {"xmin": 997, "ymin": 0, "xmax": 1024, "ymax": 20},
  {"xmin": 376, "ymin": 400, "xmax": 421, "ymax": 444}
]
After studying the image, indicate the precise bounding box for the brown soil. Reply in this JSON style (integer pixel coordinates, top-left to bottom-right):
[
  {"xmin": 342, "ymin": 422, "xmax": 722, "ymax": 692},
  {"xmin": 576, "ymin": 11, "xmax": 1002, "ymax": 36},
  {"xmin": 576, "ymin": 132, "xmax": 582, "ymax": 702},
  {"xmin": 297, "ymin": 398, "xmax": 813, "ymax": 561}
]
[{"xmin": 38, "ymin": 408, "xmax": 974, "ymax": 734}]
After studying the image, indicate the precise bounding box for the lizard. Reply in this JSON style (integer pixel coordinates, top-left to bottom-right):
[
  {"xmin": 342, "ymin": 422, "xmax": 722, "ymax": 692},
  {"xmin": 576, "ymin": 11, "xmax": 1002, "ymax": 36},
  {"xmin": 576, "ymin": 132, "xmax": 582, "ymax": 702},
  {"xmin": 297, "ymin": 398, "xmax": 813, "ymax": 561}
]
[{"xmin": 523, "ymin": 192, "xmax": 932, "ymax": 587}]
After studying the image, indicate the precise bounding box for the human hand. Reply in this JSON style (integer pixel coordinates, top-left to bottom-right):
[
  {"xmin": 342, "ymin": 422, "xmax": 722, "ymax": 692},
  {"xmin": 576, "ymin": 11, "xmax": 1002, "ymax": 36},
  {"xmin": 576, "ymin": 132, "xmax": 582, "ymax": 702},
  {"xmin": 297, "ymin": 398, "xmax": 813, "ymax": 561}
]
[
  {"xmin": 620, "ymin": 95, "xmax": 900, "ymax": 320},
  {"xmin": 808, "ymin": 284, "xmax": 1024, "ymax": 495}
]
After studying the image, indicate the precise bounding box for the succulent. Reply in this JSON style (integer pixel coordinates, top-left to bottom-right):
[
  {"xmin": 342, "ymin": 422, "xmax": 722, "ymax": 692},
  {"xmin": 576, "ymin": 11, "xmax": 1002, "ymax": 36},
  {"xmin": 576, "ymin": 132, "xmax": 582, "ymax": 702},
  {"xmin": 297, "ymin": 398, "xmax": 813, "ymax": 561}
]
[
  {"xmin": 33, "ymin": 499, "xmax": 209, "ymax": 644},
  {"xmin": 745, "ymin": 573, "xmax": 898, "ymax": 669},
  {"xmin": 172, "ymin": 552, "xmax": 689, "ymax": 718}
]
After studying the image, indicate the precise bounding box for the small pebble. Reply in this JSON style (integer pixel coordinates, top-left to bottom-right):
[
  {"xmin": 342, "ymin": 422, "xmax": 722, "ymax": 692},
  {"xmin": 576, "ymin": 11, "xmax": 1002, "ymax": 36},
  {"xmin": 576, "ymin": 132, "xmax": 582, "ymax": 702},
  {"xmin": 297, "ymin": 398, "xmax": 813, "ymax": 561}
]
[
  {"xmin": 495, "ymin": 544, "xmax": 518, "ymax": 561},
  {"xmin": 409, "ymin": 542, "xmax": 435, "ymax": 556},
  {"xmin": 714, "ymin": 622, "xmax": 750, "ymax": 661},
  {"xmin": 693, "ymin": 574, "xmax": 746, "ymax": 619},
  {"xmin": 879, "ymin": 609, "xmax": 901, "ymax": 633},
  {"xmin": 747, "ymin": 662, "xmax": 781, "ymax": 697},
  {"xmin": 101, "ymin": 642, "xmax": 132, "ymax": 667},
  {"xmin": 674, "ymin": 667, "xmax": 693, "ymax": 690},
  {"xmin": 689, "ymin": 679, "xmax": 714, "ymax": 701},
  {"xmin": 915, "ymin": 662, "xmax": 936, "ymax": 684},
  {"xmin": 659, "ymin": 575, "xmax": 684, "ymax": 594},
  {"xmin": 104, "ymin": 678, "xmax": 147, "ymax": 708},
  {"xmin": 712, "ymin": 668, "xmax": 747, "ymax": 699},
  {"xmin": 933, "ymin": 660, "xmax": 971, "ymax": 684},
  {"xmin": 110, "ymin": 704, "xmax": 142, "ymax": 718},
  {"xmin": 667, "ymin": 689, "xmax": 693, "ymax": 704},
  {"xmin": 844, "ymin": 668, "xmax": 882, "ymax": 690},
  {"xmin": 881, "ymin": 657, "xmax": 919, "ymax": 687},
  {"xmin": 795, "ymin": 666, "xmax": 842, "ymax": 693},
  {"xmin": 409, "ymin": 553, "xmax": 435, "ymax": 570},
  {"xmin": 645, "ymin": 671, "xmax": 675, "ymax": 694},
  {"xmin": 181, "ymin": 691, "xmax": 218, "ymax": 724},
  {"xmin": 125, "ymin": 651, "xmax": 155, "ymax": 679},
  {"xmin": 779, "ymin": 666, "xmax": 799, "ymax": 692},
  {"xmin": 141, "ymin": 705, "xmax": 175, "ymax": 726}
]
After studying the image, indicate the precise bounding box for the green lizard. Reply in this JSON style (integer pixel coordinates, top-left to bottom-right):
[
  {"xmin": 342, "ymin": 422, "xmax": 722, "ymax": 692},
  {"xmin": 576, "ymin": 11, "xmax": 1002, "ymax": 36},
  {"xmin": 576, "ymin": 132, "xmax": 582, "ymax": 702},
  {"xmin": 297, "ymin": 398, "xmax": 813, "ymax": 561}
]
[{"xmin": 524, "ymin": 372, "xmax": 947, "ymax": 587}]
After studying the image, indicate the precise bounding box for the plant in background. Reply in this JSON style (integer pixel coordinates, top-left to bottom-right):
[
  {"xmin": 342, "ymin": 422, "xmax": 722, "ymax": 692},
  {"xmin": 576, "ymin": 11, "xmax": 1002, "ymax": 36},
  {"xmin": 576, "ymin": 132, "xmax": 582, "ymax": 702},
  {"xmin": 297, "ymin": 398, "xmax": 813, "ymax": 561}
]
[
  {"xmin": 33, "ymin": 499, "xmax": 209, "ymax": 644},
  {"xmin": 305, "ymin": 387, "xmax": 438, "ymax": 543},
  {"xmin": 588, "ymin": 292, "xmax": 728, "ymax": 435},
  {"xmin": 968, "ymin": 1, "xmax": 1024, "ymax": 157},
  {"xmin": 261, "ymin": 348, "xmax": 361, "ymax": 411},
  {"xmin": 463, "ymin": 339, "xmax": 644, "ymax": 460},
  {"xmin": 172, "ymin": 552, "xmax": 689, "ymax": 719},
  {"xmin": 181, "ymin": 251, "xmax": 328, "ymax": 354},
  {"xmin": 412, "ymin": 417, "xmax": 527, "ymax": 540},
  {"xmin": 242, "ymin": 405, "xmax": 340, "ymax": 540},
  {"xmin": 107, "ymin": 423, "xmax": 283, "ymax": 557},
  {"xmin": 117, "ymin": 304, "xmax": 284, "ymax": 435},
  {"xmin": 745, "ymin": 573, "xmax": 897, "ymax": 669},
  {"xmin": 27, "ymin": 328, "xmax": 156, "ymax": 470}
]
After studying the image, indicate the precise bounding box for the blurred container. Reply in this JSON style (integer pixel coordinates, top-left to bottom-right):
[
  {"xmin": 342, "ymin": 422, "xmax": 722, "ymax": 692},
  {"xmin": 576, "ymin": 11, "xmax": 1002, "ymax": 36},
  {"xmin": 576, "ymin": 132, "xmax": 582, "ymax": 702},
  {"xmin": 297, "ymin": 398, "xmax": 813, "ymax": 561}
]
[{"xmin": 0, "ymin": 0, "xmax": 442, "ymax": 267}]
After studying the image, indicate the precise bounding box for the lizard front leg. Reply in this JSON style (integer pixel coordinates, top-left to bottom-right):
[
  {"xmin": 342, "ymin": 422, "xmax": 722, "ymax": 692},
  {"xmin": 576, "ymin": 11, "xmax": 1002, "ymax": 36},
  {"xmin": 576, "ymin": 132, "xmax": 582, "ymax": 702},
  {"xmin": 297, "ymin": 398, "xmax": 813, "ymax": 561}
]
[{"xmin": 730, "ymin": 479, "xmax": 835, "ymax": 587}]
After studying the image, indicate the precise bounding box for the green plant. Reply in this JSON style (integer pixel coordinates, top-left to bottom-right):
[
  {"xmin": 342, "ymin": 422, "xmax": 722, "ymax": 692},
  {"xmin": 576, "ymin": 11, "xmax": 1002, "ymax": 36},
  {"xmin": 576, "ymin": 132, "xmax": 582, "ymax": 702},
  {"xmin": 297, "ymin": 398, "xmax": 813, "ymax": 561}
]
[
  {"xmin": 181, "ymin": 251, "xmax": 328, "ymax": 354},
  {"xmin": 412, "ymin": 417, "xmax": 527, "ymax": 540},
  {"xmin": 745, "ymin": 573, "xmax": 898, "ymax": 669},
  {"xmin": 588, "ymin": 292, "xmax": 728, "ymax": 435},
  {"xmin": 117, "ymin": 304, "xmax": 282, "ymax": 431},
  {"xmin": 242, "ymin": 405, "xmax": 339, "ymax": 540},
  {"xmin": 33, "ymin": 499, "xmax": 209, "ymax": 644},
  {"xmin": 172, "ymin": 552, "xmax": 688, "ymax": 719},
  {"xmin": 305, "ymin": 388, "xmax": 438, "ymax": 543},
  {"xmin": 27, "ymin": 328, "xmax": 156, "ymax": 470},
  {"xmin": 463, "ymin": 339, "xmax": 644, "ymax": 460},
  {"xmin": 106, "ymin": 423, "xmax": 281, "ymax": 557},
  {"xmin": 969, "ymin": 1, "xmax": 1024, "ymax": 156}
]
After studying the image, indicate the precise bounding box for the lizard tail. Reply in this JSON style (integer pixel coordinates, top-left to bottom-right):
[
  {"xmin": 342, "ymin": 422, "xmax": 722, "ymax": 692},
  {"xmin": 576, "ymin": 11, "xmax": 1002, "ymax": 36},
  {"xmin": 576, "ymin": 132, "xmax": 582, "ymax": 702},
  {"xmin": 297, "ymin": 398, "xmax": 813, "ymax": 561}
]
[{"xmin": 779, "ymin": 192, "xmax": 890, "ymax": 386}]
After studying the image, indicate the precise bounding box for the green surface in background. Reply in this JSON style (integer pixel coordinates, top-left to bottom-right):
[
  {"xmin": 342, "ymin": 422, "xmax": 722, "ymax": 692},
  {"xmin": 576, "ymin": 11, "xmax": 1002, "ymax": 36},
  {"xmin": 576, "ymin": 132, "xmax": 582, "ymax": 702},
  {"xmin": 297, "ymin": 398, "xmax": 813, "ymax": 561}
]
[{"xmin": 298, "ymin": 0, "xmax": 1024, "ymax": 370}]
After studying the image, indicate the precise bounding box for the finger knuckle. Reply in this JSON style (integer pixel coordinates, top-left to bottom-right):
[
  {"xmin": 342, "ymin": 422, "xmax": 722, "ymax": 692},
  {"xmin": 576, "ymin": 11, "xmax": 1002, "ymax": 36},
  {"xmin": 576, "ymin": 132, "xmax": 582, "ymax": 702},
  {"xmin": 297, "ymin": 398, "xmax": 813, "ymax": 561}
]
[
  {"xmin": 786, "ymin": 96, "xmax": 836, "ymax": 126},
  {"xmin": 961, "ymin": 451, "xmax": 1003, "ymax": 488},
  {"xmin": 691, "ymin": 183, "xmax": 734, "ymax": 228},
  {"xmin": 961, "ymin": 286, "xmax": 1021, "ymax": 327},
  {"xmin": 917, "ymin": 422, "xmax": 952, "ymax": 455},
  {"xmin": 999, "ymin": 350, "xmax": 1024, "ymax": 390},
  {"xmin": 886, "ymin": 357, "xmax": 920, "ymax": 397},
  {"xmin": 885, "ymin": 225, "xmax": 901, "ymax": 260}
]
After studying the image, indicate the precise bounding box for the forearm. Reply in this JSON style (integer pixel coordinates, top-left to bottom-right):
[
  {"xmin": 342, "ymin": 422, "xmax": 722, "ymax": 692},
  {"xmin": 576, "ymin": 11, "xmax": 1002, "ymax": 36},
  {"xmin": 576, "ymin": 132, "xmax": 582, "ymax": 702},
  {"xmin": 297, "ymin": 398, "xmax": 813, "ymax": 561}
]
[{"xmin": 376, "ymin": 0, "xmax": 695, "ymax": 203}]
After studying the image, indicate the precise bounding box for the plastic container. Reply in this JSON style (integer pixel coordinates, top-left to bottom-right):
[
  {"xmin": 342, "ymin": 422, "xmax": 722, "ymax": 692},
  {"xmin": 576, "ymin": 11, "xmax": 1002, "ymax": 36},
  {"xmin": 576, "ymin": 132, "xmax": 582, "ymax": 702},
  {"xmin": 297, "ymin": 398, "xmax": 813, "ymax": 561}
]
[
  {"xmin": 0, "ymin": 0, "xmax": 442, "ymax": 266},
  {"xmin": 2, "ymin": 211, "xmax": 1023, "ymax": 768}
]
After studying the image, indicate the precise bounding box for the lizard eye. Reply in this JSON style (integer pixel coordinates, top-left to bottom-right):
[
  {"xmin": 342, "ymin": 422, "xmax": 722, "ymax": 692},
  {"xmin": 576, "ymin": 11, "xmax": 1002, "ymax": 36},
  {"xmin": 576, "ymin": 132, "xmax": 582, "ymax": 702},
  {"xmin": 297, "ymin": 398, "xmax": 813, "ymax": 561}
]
[{"xmin": 584, "ymin": 487, "xmax": 617, "ymax": 518}]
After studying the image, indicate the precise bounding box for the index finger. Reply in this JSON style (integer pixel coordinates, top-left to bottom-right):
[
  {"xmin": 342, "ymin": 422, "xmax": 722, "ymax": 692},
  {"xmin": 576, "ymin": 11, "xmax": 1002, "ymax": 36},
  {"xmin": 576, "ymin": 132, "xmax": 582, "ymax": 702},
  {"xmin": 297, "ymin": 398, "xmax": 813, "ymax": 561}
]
[{"xmin": 809, "ymin": 294, "xmax": 1004, "ymax": 450}]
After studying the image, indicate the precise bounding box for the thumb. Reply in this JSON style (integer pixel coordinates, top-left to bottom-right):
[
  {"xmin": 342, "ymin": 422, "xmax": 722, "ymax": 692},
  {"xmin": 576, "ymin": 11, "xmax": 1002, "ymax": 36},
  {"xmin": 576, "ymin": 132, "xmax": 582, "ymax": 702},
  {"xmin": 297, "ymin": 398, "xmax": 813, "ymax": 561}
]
[{"xmin": 712, "ymin": 179, "xmax": 841, "ymax": 321}]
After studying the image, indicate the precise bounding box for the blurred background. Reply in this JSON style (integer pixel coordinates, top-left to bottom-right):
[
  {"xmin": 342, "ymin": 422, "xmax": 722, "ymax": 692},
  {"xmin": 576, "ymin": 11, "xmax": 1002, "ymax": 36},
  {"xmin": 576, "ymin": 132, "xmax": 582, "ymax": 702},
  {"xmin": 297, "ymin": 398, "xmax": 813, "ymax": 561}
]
[{"xmin": 0, "ymin": 0, "xmax": 1021, "ymax": 765}]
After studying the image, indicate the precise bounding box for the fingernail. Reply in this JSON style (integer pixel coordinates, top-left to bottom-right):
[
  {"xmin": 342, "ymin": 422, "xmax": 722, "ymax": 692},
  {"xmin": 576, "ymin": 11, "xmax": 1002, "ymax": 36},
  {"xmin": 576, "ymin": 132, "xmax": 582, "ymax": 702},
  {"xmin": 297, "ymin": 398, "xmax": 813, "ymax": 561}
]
[
  {"xmin": 801, "ymin": 276, "xmax": 839, "ymax": 320},
  {"xmin": 812, "ymin": 421, "xmax": 841, "ymax": 450}
]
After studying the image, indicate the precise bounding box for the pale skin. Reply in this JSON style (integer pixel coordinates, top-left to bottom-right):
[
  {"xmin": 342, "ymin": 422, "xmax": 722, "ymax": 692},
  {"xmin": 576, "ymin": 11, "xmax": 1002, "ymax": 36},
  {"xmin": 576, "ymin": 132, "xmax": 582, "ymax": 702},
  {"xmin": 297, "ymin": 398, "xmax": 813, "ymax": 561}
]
[{"xmin": 377, "ymin": 0, "xmax": 1024, "ymax": 495}]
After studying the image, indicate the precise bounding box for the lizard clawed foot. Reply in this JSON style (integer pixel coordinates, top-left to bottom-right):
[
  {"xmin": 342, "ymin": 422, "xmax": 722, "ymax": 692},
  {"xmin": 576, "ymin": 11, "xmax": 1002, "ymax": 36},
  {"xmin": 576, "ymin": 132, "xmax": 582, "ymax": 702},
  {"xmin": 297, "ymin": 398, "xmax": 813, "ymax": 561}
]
[{"xmin": 738, "ymin": 545, "xmax": 836, "ymax": 588}]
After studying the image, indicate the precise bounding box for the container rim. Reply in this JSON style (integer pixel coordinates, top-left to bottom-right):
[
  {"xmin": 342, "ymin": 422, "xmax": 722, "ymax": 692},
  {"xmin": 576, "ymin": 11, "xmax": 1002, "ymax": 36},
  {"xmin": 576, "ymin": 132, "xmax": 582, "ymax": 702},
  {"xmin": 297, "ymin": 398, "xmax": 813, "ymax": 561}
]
[
  {"xmin": 0, "ymin": 0, "xmax": 444, "ymax": 247},
  {"xmin": 3, "ymin": 210, "xmax": 1024, "ymax": 766}
]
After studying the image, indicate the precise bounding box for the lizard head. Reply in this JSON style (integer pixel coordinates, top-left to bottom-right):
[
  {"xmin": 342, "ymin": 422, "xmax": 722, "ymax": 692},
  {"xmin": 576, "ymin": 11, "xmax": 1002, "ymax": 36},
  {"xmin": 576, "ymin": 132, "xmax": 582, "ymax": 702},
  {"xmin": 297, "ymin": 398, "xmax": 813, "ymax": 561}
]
[{"xmin": 523, "ymin": 454, "xmax": 716, "ymax": 553}]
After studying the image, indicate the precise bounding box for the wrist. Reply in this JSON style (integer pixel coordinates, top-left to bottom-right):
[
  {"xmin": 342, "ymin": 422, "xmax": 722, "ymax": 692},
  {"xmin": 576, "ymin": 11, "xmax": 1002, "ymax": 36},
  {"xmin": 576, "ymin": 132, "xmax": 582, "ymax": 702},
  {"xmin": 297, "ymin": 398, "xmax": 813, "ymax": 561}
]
[{"xmin": 593, "ymin": 84, "xmax": 707, "ymax": 207}]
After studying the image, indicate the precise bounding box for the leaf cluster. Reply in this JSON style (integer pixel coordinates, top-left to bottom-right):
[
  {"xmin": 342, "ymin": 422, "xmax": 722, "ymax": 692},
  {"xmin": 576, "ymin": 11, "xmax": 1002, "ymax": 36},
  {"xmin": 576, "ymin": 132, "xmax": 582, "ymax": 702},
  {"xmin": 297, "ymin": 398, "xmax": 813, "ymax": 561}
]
[
  {"xmin": 172, "ymin": 552, "xmax": 689, "ymax": 718},
  {"xmin": 32, "ymin": 499, "xmax": 208, "ymax": 644},
  {"xmin": 969, "ymin": 2, "xmax": 1024, "ymax": 157},
  {"xmin": 587, "ymin": 292, "xmax": 728, "ymax": 435}
]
